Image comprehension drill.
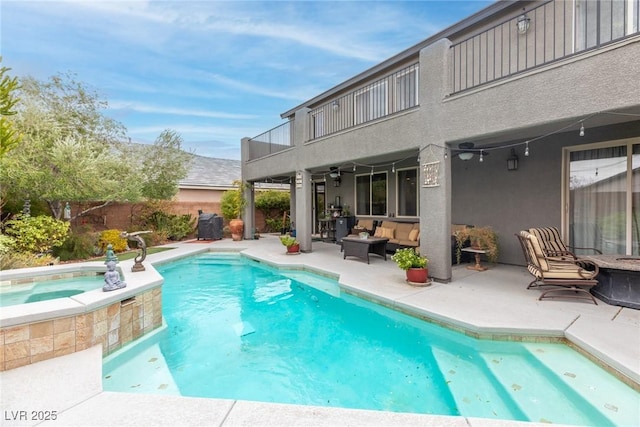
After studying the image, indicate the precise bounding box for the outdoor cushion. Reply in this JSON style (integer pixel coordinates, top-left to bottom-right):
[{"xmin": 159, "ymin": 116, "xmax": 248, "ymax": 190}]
[
  {"xmin": 516, "ymin": 230, "xmax": 599, "ymax": 304},
  {"xmin": 380, "ymin": 227, "xmax": 395, "ymax": 239},
  {"xmin": 529, "ymin": 227, "xmax": 567, "ymax": 257},
  {"xmin": 356, "ymin": 219, "xmax": 374, "ymax": 231}
]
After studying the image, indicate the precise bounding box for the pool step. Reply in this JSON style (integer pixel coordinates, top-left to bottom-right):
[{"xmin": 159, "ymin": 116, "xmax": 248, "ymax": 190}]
[
  {"xmin": 520, "ymin": 343, "xmax": 638, "ymax": 426},
  {"xmin": 103, "ymin": 328, "xmax": 180, "ymax": 395},
  {"xmin": 478, "ymin": 346, "xmax": 613, "ymax": 426},
  {"xmin": 430, "ymin": 346, "xmax": 521, "ymax": 420},
  {"xmin": 281, "ymin": 271, "xmax": 340, "ymax": 297}
]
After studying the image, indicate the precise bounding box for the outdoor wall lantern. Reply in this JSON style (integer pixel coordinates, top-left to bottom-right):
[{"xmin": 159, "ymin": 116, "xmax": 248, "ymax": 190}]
[
  {"xmin": 517, "ymin": 13, "xmax": 530, "ymax": 34},
  {"xmin": 332, "ymin": 100, "xmax": 340, "ymax": 111},
  {"xmin": 507, "ymin": 148, "xmax": 519, "ymax": 171}
]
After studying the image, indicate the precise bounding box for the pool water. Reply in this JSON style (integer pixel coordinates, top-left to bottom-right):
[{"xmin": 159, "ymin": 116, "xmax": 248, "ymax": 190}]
[
  {"xmin": 103, "ymin": 253, "xmax": 639, "ymax": 425},
  {"xmin": 0, "ymin": 274, "xmax": 104, "ymax": 307}
]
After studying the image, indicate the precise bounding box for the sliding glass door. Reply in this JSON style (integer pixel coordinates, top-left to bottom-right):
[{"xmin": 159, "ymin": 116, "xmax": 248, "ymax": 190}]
[{"xmin": 565, "ymin": 139, "xmax": 639, "ymax": 255}]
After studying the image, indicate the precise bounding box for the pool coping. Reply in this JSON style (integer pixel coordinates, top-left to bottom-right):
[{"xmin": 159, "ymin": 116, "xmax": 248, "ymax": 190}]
[{"xmin": 0, "ymin": 261, "xmax": 163, "ymax": 329}]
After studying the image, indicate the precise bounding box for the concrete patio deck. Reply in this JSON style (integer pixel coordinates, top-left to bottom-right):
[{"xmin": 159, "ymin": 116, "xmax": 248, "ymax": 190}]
[{"xmin": 1, "ymin": 234, "xmax": 638, "ymax": 426}]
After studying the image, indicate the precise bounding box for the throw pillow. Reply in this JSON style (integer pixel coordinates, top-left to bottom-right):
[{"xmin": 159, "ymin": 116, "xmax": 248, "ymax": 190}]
[
  {"xmin": 408, "ymin": 229, "xmax": 419, "ymax": 241},
  {"xmin": 373, "ymin": 227, "xmax": 384, "ymax": 238},
  {"xmin": 381, "ymin": 227, "xmax": 395, "ymax": 239}
]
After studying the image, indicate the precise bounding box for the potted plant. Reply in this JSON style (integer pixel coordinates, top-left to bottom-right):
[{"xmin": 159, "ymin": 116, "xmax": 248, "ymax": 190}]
[
  {"xmin": 454, "ymin": 226, "xmax": 499, "ymax": 264},
  {"xmin": 391, "ymin": 248, "xmax": 429, "ymax": 285},
  {"xmin": 221, "ymin": 180, "xmax": 248, "ymax": 241},
  {"xmin": 279, "ymin": 235, "xmax": 300, "ymax": 254}
]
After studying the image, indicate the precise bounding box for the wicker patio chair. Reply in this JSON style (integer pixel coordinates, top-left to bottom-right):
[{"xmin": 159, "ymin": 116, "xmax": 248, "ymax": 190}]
[{"xmin": 516, "ymin": 230, "xmax": 599, "ymax": 304}]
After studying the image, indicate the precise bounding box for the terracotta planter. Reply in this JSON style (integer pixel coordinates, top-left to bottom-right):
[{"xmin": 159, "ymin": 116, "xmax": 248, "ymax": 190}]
[
  {"xmin": 286, "ymin": 244, "xmax": 300, "ymax": 254},
  {"xmin": 229, "ymin": 218, "xmax": 244, "ymax": 241},
  {"xmin": 406, "ymin": 267, "xmax": 428, "ymax": 284}
]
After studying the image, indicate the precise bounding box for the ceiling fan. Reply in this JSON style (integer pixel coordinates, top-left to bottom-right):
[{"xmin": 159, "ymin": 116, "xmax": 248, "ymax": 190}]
[
  {"xmin": 324, "ymin": 166, "xmax": 354, "ymax": 178},
  {"xmin": 451, "ymin": 142, "xmax": 489, "ymax": 161}
]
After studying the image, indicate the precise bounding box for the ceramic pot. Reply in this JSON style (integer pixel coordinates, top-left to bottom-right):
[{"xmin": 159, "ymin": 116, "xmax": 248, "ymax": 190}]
[
  {"xmin": 406, "ymin": 267, "xmax": 428, "ymax": 283},
  {"xmin": 229, "ymin": 218, "xmax": 244, "ymax": 241},
  {"xmin": 287, "ymin": 244, "xmax": 300, "ymax": 254}
]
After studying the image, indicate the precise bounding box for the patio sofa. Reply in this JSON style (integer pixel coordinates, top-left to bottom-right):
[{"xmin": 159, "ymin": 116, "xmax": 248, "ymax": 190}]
[
  {"xmin": 354, "ymin": 220, "xmax": 472, "ymax": 263},
  {"xmin": 351, "ymin": 218, "xmax": 377, "ymax": 236},
  {"xmin": 374, "ymin": 220, "xmax": 420, "ymax": 252}
]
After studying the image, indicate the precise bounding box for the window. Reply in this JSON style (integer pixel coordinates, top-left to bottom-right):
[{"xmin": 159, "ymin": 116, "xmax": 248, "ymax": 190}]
[
  {"xmin": 397, "ymin": 168, "xmax": 418, "ymax": 217},
  {"xmin": 395, "ymin": 65, "xmax": 418, "ymax": 111},
  {"xmin": 355, "ymin": 172, "xmax": 387, "ymax": 216},
  {"xmin": 564, "ymin": 139, "xmax": 639, "ymax": 255},
  {"xmin": 312, "ymin": 110, "xmax": 325, "ymax": 138},
  {"xmin": 354, "ymin": 81, "xmax": 387, "ymax": 125}
]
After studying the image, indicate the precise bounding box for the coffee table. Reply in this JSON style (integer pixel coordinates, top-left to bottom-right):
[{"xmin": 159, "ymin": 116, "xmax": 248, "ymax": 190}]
[{"xmin": 342, "ymin": 237, "xmax": 389, "ymax": 264}]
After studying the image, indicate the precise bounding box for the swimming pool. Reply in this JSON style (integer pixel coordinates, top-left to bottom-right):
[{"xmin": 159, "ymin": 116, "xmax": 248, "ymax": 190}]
[
  {"xmin": 103, "ymin": 253, "xmax": 639, "ymax": 425},
  {"xmin": 0, "ymin": 273, "xmax": 104, "ymax": 307}
]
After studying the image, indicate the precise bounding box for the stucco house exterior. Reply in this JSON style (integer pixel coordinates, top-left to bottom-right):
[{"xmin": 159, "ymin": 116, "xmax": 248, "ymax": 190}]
[
  {"xmin": 241, "ymin": 0, "xmax": 640, "ymax": 282},
  {"xmin": 173, "ymin": 154, "xmax": 241, "ymax": 218}
]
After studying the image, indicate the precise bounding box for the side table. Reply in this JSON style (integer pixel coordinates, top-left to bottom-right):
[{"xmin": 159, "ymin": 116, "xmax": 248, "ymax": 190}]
[{"xmin": 461, "ymin": 247, "xmax": 488, "ymax": 271}]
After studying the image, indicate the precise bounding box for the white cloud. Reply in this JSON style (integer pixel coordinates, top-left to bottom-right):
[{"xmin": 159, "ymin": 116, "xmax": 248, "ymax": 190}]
[{"xmin": 109, "ymin": 101, "xmax": 257, "ymax": 120}]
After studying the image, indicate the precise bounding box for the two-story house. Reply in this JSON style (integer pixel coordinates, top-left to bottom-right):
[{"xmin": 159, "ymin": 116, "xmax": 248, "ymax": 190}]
[{"xmin": 241, "ymin": 0, "xmax": 640, "ymax": 282}]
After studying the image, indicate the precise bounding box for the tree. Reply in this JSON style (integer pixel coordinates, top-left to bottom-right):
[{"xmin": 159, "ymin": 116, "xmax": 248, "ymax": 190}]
[
  {"xmin": 0, "ymin": 57, "xmax": 22, "ymax": 158},
  {"xmin": 139, "ymin": 129, "xmax": 192, "ymax": 201},
  {"xmin": 0, "ymin": 73, "xmax": 190, "ymax": 220}
]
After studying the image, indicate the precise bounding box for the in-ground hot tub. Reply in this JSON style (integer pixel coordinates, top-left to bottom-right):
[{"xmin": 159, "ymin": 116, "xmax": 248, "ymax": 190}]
[
  {"xmin": 583, "ymin": 255, "xmax": 640, "ymax": 309},
  {"xmin": 0, "ymin": 261, "xmax": 164, "ymax": 372}
]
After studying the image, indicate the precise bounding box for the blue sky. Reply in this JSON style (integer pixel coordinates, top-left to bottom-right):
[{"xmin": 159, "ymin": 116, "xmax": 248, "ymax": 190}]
[{"xmin": 1, "ymin": 0, "xmax": 492, "ymax": 160}]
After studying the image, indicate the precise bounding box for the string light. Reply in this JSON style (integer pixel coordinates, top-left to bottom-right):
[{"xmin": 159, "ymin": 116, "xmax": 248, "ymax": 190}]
[
  {"xmin": 391, "ymin": 163, "xmax": 395, "ymax": 173},
  {"xmin": 262, "ymin": 111, "xmax": 639, "ymax": 187}
]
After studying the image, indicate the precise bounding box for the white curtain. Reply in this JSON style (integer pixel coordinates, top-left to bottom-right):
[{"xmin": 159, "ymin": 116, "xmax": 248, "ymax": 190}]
[{"xmin": 569, "ymin": 143, "xmax": 639, "ymax": 255}]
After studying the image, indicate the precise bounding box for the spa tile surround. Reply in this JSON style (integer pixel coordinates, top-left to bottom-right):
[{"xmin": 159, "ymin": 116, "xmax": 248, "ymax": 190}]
[{"xmin": 0, "ymin": 287, "xmax": 162, "ymax": 371}]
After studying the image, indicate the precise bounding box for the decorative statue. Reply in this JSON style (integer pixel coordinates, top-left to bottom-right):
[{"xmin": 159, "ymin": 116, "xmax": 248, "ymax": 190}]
[
  {"xmin": 103, "ymin": 261, "xmax": 127, "ymax": 292},
  {"xmin": 104, "ymin": 244, "xmax": 118, "ymax": 264},
  {"xmin": 120, "ymin": 230, "xmax": 152, "ymax": 272}
]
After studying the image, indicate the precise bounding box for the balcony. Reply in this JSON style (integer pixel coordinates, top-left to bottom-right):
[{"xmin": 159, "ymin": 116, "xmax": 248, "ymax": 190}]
[
  {"xmin": 308, "ymin": 63, "xmax": 419, "ymax": 141},
  {"xmin": 450, "ymin": 0, "xmax": 640, "ymax": 94},
  {"xmin": 247, "ymin": 120, "xmax": 293, "ymax": 161}
]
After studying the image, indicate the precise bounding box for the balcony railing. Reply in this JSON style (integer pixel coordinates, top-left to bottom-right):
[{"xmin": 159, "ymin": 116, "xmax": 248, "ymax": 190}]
[
  {"xmin": 450, "ymin": 0, "xmax": 640, "ymax": 94},
  {"xmin": 247, "ymin": 120, "xmax": 293, "ymax": 161},
  {"xmin": 308, "ymin": 63, "xmax": 419, "ymax": 141}
]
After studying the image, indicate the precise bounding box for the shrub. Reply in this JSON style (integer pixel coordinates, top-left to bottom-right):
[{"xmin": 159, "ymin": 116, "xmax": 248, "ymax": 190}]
[
  {"xmin": 220, "ymin": 180, "xmax": 248, "ymax": 221},
  {"xmin": 4, "ymin": 214, "xmax": 70, "ymax": 253},
  {"xmin": 98, "ymin": 229, "xmax": 128, "ymax": 253},
  {"xmin": 53, "ymin": 230, "xmax": 100, "ymax": 261},
  {"xmin": 140, "ymin": 210, "xmax": 195, "ymax": 241},
  {"xmin": 0, "ymin": 251, "xmax": 58, "ymax": 270},
  {"xmin": 0, "ymin": 234, "xmax": 16, "ymax": 256},
  {"xmin": 256, "ymin": 190, "xmax": 290, "ymax": 232}
]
